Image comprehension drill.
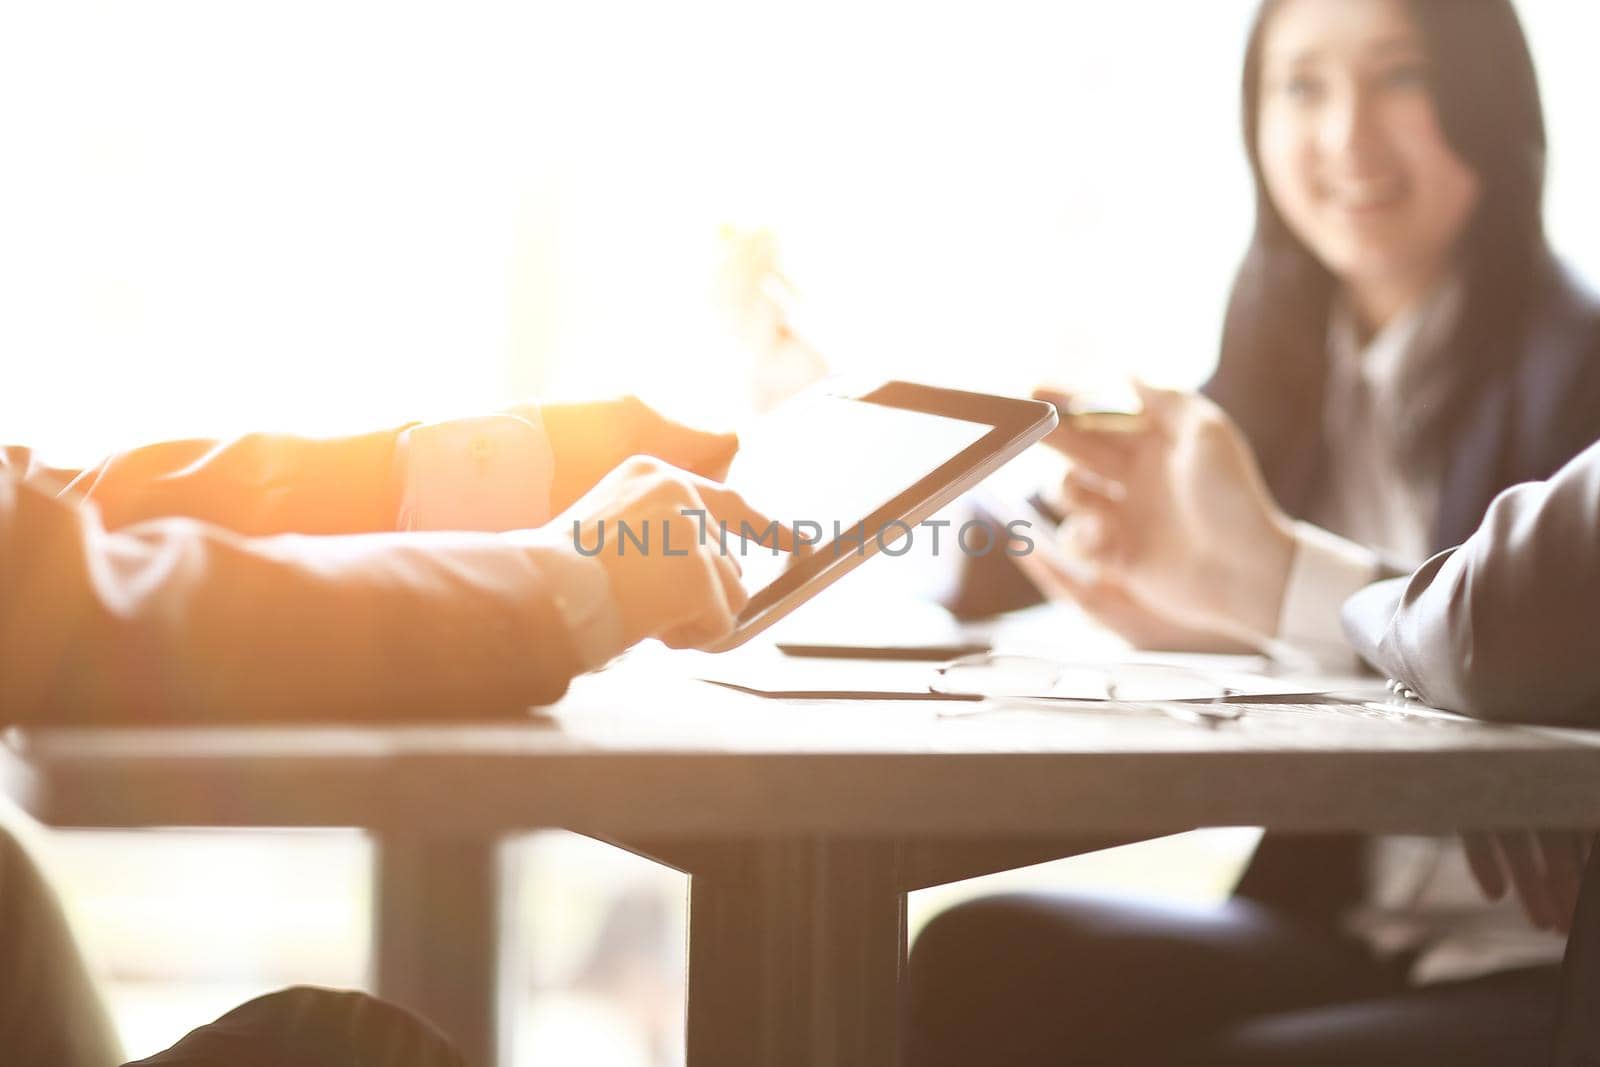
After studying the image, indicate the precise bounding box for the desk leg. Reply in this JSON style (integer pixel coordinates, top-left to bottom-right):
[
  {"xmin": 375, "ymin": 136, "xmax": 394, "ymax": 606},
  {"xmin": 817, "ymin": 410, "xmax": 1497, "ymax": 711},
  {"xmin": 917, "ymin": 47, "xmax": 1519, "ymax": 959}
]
[
  {"xmin": 671, "ymin": 838, "xmax": 907, "ymax": 1067},
  {"xmin": 374, "ymin": 833, "xmax": 503, "ymax": 1067}
]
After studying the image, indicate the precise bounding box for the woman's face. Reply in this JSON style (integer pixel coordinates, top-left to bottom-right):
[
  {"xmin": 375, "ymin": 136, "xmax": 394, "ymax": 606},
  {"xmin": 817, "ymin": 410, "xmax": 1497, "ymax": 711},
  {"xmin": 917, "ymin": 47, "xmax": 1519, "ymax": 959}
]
[{"xmin": 1256, "ymin": 0, "xmax": 1480, "ymax": 302}]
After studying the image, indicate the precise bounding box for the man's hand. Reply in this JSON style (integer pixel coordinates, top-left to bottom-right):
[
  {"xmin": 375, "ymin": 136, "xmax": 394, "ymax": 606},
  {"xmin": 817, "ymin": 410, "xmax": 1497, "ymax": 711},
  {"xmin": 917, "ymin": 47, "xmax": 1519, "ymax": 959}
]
[
  {"xmin": 556, "ymin": 456, "xmax": 790, "ymax": 651},
  {"xmin": 523, "ymin": 397, "xmax": 741, "ymax": 516},
  {"xmin": 1035, "ymin": 383, "xmax": 1296, "ymax": 649},
  {"xmin": 1462, "ymin": 830, "xmax": 1595, "ymax": 935}
]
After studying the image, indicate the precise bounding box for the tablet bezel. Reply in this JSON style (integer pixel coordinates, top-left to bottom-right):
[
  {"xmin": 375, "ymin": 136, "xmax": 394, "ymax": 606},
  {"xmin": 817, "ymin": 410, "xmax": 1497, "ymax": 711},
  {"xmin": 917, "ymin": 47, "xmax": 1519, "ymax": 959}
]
[{"xmin": 703, "ymin": 380, "xmax": 1058, "ymax": 652}]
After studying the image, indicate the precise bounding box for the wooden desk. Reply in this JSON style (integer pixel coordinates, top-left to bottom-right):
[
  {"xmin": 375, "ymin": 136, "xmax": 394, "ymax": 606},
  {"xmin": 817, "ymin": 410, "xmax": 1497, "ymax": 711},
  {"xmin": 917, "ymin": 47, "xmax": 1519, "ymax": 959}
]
[{"xmin": 12, "ymin": 658, "xmax": 1600, "ymax": 1067}]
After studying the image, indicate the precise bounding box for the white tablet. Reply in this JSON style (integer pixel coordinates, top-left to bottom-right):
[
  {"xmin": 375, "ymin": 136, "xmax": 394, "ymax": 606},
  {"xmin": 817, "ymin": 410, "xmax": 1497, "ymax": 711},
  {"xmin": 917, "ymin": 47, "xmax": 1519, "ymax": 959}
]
[{"xmin": 704, "ymin": 379, "xmax": 1057, "ymax": 651}]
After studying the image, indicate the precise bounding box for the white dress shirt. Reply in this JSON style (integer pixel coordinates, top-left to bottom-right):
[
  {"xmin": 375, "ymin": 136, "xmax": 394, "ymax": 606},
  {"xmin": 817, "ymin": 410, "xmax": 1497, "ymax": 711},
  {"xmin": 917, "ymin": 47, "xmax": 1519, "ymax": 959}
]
[
  {"xmin": 394, "ymin": 410, "xmax": 624, "ymax": 671},
  {"xmin": 1273, "ymin": 281, "xmax": 1458, "ymax": 667}
]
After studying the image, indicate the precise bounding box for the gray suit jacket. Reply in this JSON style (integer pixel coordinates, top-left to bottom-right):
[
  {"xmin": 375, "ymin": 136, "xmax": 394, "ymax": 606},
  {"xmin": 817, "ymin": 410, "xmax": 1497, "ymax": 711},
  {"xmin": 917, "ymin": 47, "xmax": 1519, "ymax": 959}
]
[{"xmin": 1343, "ymin": 436, "xmax": 1600, "ymax": 726}]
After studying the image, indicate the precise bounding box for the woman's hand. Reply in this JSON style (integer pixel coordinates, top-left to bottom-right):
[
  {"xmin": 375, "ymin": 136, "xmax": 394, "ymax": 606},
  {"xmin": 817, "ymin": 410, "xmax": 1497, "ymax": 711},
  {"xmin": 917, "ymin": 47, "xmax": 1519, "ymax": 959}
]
[
  {"xmin": 514, "ymin": 396, "xmax": 741, "ymax": 516},
  {"xmin": 1462, "ymin": 830, "xmax": 1595, "ymax": 935},
  {"xmin": 1014, "ymin": 532, "xmax": 1256, "ymax": 653},
  {"xmin": 1035, "ymin": 383, "xmax": 1296, "ymax": 649}
]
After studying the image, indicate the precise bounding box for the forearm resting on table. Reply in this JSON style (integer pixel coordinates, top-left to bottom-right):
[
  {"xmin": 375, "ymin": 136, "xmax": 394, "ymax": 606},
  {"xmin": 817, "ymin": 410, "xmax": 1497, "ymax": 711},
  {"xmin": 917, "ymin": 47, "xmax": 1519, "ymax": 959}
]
[
  {"xmin": 1342, "ymin": 440, "xmax": 1600, "ymax": 725},
  {"xmin": 0, "ymin": 474, "xmax": 582, "ymax": 725}
]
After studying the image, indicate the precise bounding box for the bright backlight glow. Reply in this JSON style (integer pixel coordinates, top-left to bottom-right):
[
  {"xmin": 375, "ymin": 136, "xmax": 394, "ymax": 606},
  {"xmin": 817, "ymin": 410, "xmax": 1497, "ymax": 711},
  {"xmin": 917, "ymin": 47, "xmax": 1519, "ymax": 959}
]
[{"xmin": 0, "ymin": 1, "xmax": 1594, "ymax": 467}]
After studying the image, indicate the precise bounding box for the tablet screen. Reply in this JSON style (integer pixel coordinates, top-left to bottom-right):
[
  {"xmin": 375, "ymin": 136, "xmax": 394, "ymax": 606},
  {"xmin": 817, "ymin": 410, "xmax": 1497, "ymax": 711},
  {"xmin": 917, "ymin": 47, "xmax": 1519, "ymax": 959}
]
[{"xmin": 723, "ymin": 392, "xmax": 992, "ymax": 609}]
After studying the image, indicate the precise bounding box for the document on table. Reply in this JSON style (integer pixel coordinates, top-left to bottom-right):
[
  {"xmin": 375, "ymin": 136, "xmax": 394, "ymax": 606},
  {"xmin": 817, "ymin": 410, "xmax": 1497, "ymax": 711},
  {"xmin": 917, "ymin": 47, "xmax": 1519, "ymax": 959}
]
[
  {"xmin": 689, "ymin": 648, "xmax": 969, "ymax": 701},
  {"xmin": 687, "ymin": 646, "xmax": 1334, "ymax": 703}
]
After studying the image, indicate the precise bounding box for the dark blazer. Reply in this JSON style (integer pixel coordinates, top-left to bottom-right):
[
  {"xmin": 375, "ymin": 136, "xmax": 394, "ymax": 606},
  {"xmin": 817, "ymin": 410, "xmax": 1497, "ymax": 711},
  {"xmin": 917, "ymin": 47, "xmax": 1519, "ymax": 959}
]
[
  {"xmin": 0, "ymin": 430, "xmax": 583, "ymax": 726},
  {"xmin": 950, "ymin": 256, "xmax": 1600, "ymax": 922},
  {"xmin": 1229, "ymin": 256, "xmax": 1600, "ymax": 922},
  {"xmin": 1211, "ymin": 256, "xmax": 1600, "ymax": 556},
  {"xmin": 952, "ymin": 257, "xmax": 1600, "ymax": 620}
]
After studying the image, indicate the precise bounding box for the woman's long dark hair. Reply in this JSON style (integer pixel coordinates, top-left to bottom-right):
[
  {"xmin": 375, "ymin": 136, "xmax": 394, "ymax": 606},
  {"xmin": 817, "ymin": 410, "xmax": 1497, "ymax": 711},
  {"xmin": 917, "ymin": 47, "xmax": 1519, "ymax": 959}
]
[{"xmin": 1211, "ymin": 0, "xmax": 1551, "ymax": 516}]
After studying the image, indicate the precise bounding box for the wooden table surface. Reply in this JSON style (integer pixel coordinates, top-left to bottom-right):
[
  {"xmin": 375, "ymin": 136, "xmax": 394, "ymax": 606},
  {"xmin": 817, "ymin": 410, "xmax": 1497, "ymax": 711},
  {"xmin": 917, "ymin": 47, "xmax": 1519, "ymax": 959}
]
[
  {"xmin": 18, "ymin": 650, "xmax": 1600, "ymax": 836},
  {"xmin": 11, "ymin": 646, "xmax": 1600, "ymax": 1066}
]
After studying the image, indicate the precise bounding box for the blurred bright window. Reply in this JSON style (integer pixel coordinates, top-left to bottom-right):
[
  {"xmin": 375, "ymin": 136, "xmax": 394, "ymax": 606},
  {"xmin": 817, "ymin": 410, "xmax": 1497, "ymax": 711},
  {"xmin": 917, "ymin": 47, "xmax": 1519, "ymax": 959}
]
[
  {"xmin": 3, "ymin": 2, "xmax": 1596, "ymax": 458},
  {"xmin": 0, "ymin": 1, "xmax": 1266, "ymax": 461},
  {"xmin": 46, "ymin": 829, "xmax": 373, "ymax": 1061}
]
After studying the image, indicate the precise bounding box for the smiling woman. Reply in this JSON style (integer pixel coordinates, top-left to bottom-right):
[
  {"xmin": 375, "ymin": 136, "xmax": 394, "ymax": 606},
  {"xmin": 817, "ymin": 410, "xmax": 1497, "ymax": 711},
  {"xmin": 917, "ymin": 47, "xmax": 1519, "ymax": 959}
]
[
  {"xmin": 1223, "ymin": 0, "xmax": 1551, "ymax": 480},
  {"xmin": 1254, "ymin": 0, "xmax": 1484, "ymax": 329},
  {"xmin": 908, "ymin": 1, "xmax": 1600, "ymax": 1065}
]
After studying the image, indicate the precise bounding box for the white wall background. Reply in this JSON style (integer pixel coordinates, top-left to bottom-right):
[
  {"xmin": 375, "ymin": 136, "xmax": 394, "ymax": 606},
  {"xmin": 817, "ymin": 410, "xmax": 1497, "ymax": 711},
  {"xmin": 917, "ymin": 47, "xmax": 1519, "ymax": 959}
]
[{"xmin": 3, "ymin": 1, "xmax": 1594, "ymax": 464}]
